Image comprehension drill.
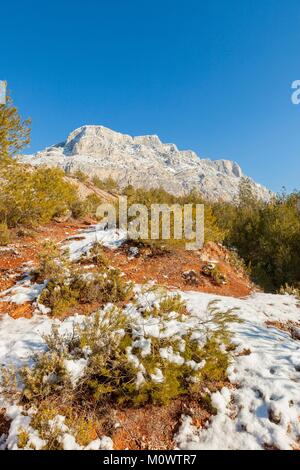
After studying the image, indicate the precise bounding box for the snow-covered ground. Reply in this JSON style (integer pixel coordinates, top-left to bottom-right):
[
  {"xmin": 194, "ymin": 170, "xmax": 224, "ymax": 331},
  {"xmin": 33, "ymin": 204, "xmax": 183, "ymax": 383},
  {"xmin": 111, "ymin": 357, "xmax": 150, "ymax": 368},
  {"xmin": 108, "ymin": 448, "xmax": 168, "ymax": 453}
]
[
  {"xmin": 176, "ymin": 292, "xmax": 300, "ymax": 450},
  {"xmin": 0, "ymin": 224, "xmax": 299, "ymax": 450},
  {"xmin": 0, "ymin": 223, "xmax": 126, "ymax": 304},
  {"xmin": 63, "ymin": 223, "xmax": 127, "ymax": 261}
]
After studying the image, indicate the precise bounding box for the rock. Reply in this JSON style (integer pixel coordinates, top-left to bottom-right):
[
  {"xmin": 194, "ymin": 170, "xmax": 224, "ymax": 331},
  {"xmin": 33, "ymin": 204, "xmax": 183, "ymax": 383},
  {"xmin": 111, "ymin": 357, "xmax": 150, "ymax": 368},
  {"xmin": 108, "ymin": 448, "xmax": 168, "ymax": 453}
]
[
  {"xmin": 182, "ymin": 270, "xmax": 199, "ymax": 285},
  {"xmin": 268, "ymin": 406, "xmax": 281, "ymax": 425},
  {"xmin": 199, "ymin": 254, "xmax": 218, "ymax": 265},
  {"xmin": 291, "ymin": 327, "xmax": 300, "ymax": 340},
  {"xmin": 201, "ymin": 263, "xmax": 227, "ymax": 285},
  {"xmin": 20, "ymin": 125, "xmax": 271, "ymax": 202},
  {"xmin": 128, "ymin": 246, "xmax": 139, "ymax": 258}
]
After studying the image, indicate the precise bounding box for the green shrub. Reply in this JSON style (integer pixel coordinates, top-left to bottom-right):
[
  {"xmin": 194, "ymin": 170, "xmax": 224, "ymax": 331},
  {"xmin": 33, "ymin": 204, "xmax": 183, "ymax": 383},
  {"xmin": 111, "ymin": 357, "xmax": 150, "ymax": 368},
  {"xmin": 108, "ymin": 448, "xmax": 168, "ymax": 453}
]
[
  {"xmin": 278, "ymin": 283, "xmax": 300, "ymax": 297},
  {"xmin": 85, "ymin": 194, "xmax": 102, "ymax": 217},
  {"xmin": 39, "ymin": 279, "xmax": 78, "ymax": 316},
  {"xmin": 210, "ymin": 267, "xmax": 227, "ymax": 286},
  {"xmin": 197, "ymin": 335, "xmax": 230, "ymax": 382},
  {"xmin": 70, "ymin": 200, "xmax": 88, "ymax": 219},
  {"xmin": 17, "ymin": 429, "xmax": 30, "ymax": 449},
  {"xmin": 30, "ymin": 403, "xmax": 98, "ymax": 450},
  {"xmin": 92, "ymin": 176, "xmax": 118, "ymax": 192},
  {"xmin": 142, "ymin": 292, "xmax": 187, "ymax": 318},
  {"xmin": 39, "ymin": 265, "xmax": 133, "ymax": 317},
  {"xmin": 30, "ymin": 405, "xmax": 65, "ymax": 450},
  {"xmin": 228, "ymin": 249, "xmax": 248, "ymax": 274},
  {"xmin": 0, "ymin": 222, "xmax": 10, "ymax": 245},
  {"xmin": 122, "ymin": 185, "xmax": 225, "ymax": 247},
  {"xmin": 80, "ymin": 300, "xmax": 238, "ymax": 405},
  {"xmin": 33, "ymin": 241, "xmax": 70, "ymax": 283},
  {"xmin": 0, "ymin": 165, "xmax": 79, "ymax": 227},
  {"xmin": 1, "ymin": 296, "xmax": 239, "ymax": 434},
  {"xmin": 34, "ymin": 240, "xmax": 132, "ymax": 316},
  {"xmin": 81, "ymin": 242, "xmax": 109, "ymax": 268},
  {"xmin": 70, "ymin": 194, "xmax": 102, "ymax": 219},
  {"xmin": 71, "ymin": 268, "xmax": 133, "ymax": 305},
  {"xmin": 73, "ymin": 170, "xmax": 88, "ymax": 183},
  {"xmin": 20, "ymin": 351, "xmax": 71, "ymax": 401},
  {"xmin": 16, "ymin": 227, "xmax": 36, "ymax": 238},
  {"xmin": 213, "ymin": 182, "xmax": 300, "ymax": 292}
]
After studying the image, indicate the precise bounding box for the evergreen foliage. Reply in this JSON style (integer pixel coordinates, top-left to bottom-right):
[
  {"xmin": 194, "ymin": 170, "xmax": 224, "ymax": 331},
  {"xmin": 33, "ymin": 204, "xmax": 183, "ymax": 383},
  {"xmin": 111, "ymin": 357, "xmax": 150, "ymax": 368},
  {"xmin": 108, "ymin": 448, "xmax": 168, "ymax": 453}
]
[
  {"xmin": 0, "ymin": 165, "xmax": 78, "ymax": 227},
  {"xmin": 37, "ymin": 243, "xmax": 133, "ymax": 316},
  {"xmin": 213, "ymin": 179, "xmax": 300, "ymax": 291},
  {"xmin": 0, "ymin": 92, "xmax": 31, "ymax": 164}
]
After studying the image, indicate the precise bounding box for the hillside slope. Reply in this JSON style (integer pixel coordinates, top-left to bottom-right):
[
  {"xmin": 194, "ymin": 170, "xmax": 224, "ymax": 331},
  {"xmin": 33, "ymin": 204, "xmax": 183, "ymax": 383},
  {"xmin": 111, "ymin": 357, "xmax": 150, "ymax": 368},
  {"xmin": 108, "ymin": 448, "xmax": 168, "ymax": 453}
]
[{"xmin": 0, "ymin": 223, "xmax": 299, "ymax": 450}]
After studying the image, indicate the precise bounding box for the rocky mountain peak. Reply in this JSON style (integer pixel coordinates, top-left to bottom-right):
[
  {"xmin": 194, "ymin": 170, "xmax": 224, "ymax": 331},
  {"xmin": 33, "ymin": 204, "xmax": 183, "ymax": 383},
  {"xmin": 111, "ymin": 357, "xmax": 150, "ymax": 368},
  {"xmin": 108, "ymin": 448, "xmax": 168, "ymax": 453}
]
[{"xmin": 20, "ymin": 125, "xmax": 271, "ymax": 201}]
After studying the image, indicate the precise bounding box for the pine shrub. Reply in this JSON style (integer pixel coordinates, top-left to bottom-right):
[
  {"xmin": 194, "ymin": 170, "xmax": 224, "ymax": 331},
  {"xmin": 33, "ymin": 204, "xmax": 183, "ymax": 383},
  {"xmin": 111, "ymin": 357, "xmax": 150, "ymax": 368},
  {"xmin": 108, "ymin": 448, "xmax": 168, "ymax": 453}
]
[
  {"xmin": 0, "ymin": 165, "xmax": 79, "ymax": 227},
  {"xmin": 0, "ymin": 222, "xmax": 10, "ymax": 245}
]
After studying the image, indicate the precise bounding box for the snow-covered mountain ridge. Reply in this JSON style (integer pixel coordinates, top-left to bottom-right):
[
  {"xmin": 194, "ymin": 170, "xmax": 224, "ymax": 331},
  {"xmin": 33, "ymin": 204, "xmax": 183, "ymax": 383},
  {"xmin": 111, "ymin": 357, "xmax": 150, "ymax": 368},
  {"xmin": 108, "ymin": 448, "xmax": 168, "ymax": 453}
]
[{"xmin": 21, "ymin": 125, "xmax": 271, "ymax": 201}]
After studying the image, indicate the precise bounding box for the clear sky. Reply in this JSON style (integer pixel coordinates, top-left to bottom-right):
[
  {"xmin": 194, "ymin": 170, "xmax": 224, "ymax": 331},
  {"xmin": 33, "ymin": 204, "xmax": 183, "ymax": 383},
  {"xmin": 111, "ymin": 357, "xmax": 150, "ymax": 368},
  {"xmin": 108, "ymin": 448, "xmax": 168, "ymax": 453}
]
[{"xmin": 1, "ymin": 0, "xmax": 300, "ymax": 193}]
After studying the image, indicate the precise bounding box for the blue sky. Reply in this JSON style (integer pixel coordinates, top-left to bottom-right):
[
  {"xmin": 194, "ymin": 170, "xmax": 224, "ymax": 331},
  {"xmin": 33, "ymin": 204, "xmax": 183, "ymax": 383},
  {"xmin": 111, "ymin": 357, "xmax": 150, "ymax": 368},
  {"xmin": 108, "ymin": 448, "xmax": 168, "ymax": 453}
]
[{"xmin": 1, "ymin": 0, "xmax": 300, "ymax": 192}]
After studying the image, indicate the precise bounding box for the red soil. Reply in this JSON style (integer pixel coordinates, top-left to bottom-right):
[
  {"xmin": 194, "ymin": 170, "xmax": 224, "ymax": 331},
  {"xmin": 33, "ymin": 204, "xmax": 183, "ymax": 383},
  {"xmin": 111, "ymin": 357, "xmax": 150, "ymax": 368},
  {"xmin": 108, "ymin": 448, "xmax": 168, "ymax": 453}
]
[
  {"xmin": 0, "ymin": 221, "xmax": 254, "ymax": 319},
  {"xmin": 105, "ymin": 241, "xmax": 253, "ymax": 298}
]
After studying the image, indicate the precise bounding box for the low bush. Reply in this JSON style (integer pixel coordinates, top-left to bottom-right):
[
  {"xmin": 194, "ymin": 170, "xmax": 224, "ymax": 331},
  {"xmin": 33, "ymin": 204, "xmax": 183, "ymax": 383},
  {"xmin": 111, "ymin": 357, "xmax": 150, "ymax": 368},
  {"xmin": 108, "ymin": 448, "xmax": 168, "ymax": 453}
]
[
  {"xmin": 228, "ymin": 249, "xmax": 248, "ymax": 275},
  {"xmin": 70, "ymin": 200, "xmax": 89, "ymax": 219},
  {"xmin": 122, "ymin": 185, "xmax": 225, "ymax": 247},
  {"xmin": 0, "ymin": 222, "xmax": 10, "ymax": 245},
  {"xmin": 71, "ymin": 194, "xmax": 102, "ymax": 219},
  {"xmin": 0, "ymin": 165, "xmax": 79, "ymax": 227},
  {"xmin": 85, "ymin": 194, "xmax": 102, "ymax": 217},
  {"xmin": 213, "ymin": 181, "xmax": 300, "ymax": 292},
  {"xmin": 39, "ymin": 267, "xmax": 133, "ymax": 317},
  {"xmin": 16, "ymin": 227, "xmax": 37, "ymax": 238},
  {"xmin": 80, "ymin": 243, "xmax": 108, "ymax": 268},
  {"xmin": 2, "ymin": 296, "xmax": 239, "ymax": 409},
  {"xmin": 32, "ymin": 241, "xmax": 70, "ymax": 283},
  {"xmin": 73, "ymin": 170, "xmax": 88, "ymax": 183},
  {"xmin": 33, "ymin": 241, "xmax": 132, "ymax": 316},
  {"xmin": 20, "ymin": 352, "xmax": 71, "ymax": 401},
  {"xmin": 92, "ymin": 176, "xmax": 118, "ymax": 192},
  {"xmin": 278, "ymin": 283, "xmax": 300, "ymax": 297},
  {"xmin": 17, "ymin": 429, "xmax": 30, "ymax": 449},
  {"xmin": 14, "ymin": 398, "xmax": 101, "ymax": 450},
  {"xmin": 141, "ymin": 292, "xmax": 187, "ymax": 318}
]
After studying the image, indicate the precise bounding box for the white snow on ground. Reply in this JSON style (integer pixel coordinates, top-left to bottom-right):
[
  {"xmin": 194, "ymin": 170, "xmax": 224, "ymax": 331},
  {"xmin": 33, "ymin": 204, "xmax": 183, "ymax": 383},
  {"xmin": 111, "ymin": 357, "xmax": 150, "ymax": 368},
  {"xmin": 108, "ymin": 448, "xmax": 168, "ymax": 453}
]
[
  {"xmin": 0, "ymin": 277, "xmax": 46, "ymax": 305},
  {"xmin": 0, "ymin": 291, "xmax": 299, "ymax": 450},
  {"xmin": 175, "ymin": 292, "xmax": 300, "ymax": 450},
  {"xmin": 3, "ymin": 404, "xmax": 113, "ymax": 450},
  {"xmin": 0, "ymin": 223, "xmax": 126, "ymax": 307},
  {"xmin": 64, "ymin": 223, "xmax": 127, "ymax": 261},
  {"xmin": 0, "ymin": 224, "xmax": 299, "ymax": 450},
  {"xmin": 0, "ymin": 313, "xmax": 84, "ymax": 372}
]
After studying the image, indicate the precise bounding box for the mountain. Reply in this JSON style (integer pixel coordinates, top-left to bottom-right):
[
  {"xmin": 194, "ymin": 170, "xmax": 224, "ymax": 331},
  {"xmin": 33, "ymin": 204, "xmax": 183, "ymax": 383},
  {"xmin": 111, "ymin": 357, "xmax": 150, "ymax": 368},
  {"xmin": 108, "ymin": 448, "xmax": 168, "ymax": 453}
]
[{"xmin": 20, "ymin": 125, "xmax": 271, "ymax": 201}]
